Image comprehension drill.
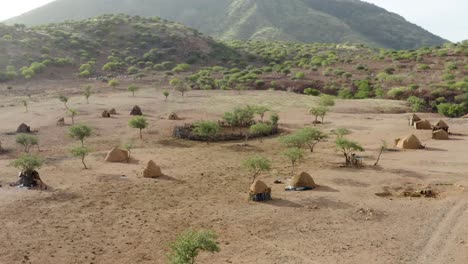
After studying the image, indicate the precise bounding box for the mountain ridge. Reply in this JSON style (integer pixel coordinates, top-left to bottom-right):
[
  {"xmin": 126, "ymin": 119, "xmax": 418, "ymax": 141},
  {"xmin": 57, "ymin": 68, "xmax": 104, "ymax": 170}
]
[{"xmin": 5, "ymin": 0, "xmax": 448, "ymax": 49}]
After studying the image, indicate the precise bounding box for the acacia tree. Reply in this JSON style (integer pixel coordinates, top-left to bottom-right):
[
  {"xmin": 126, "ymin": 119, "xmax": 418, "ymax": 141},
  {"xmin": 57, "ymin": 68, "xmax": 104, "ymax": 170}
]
[
  {"xmin": 335, "ymin": 138, "xmax": 364, "ymax": 167},
  {"xmin": 163, "ymin": 90, "xmax": 170, "ymax": 101},
  {"xmin": 193, "ymin": 121, "xmax": 220, "ymax": 143},
  {"xmin": 282, "ymin": 148, "xmax": 305, "ymax": 176},
  {"xmin": 129, "ymin": 116, "xmax": 148, "ymax": 139},
  {"xmin": 68, "ymin": 108, "xmax": 78, "ymax": 124},
  {"xmin": 128, "ymin": 84, "xmax": 139, "ymax": 97},
  {"xmin": 11, "ymin": 154, "xmax": 45, "ymax": 188},
  {"xmin": 170, "ymin": 77, "xmax": 190, "ymax": 96},
  {"xmin": 243, "ymin": 155, "xmax": 271, "ymax": 183},
  {"xmin": 332, "ymin": 128, "xmax": 351, "ymax": 139},
  {"xmin": 309, "ymin": 106, "xmax": 328, "ymax": 123},
  {"xmin": 16, "ymin": 134, "xmax": 39, "ymax": 153},
  {"xmin": 84, "ymin": 85, "xmax": 92, "ymax": 104},
  {"xmin": 58, "ymin": 94, "xmax": 69, "ymax": 109},
  {"xmin": 71, "ymin": 145, "xmax": 90, "ymax": 169},
  {"xmin": 167, "ymin": 230, "xmax": 220, "ymax": 264},
  {"xmin": 280, "ymin": 127, "xmax": 327, "ymax": 152},
  {"xmin": 69, "ymin": 124, "xmax": 92, "ymax": 146}
]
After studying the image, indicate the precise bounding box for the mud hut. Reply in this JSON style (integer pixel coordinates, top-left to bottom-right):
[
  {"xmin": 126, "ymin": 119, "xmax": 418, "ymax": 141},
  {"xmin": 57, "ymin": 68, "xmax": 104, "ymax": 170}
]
[
  {"xmin": 249, "ymin": 180, "xmax": 271, "ymax": 201},
  {"xmin": 409, "ymin": 114, "xmax": 421, "ymax": 126},
  {"xmin": 16, "ymin": 123, "xmax": 31, "ymax": 133},
  {"xmin": 12, "ymin": 170, "xmax": 47, "ymax": 190},
  {"xmin": 396, "ymin": 134, "xmax": 424, "ymax": 149},
  {"xmin": 102, "ymin": 110, "xmax": 111, "ymax": 118},
  {"xmin": 432, "ymin": 129, "xmax": 449, "ymax": 140},
  {"xmin": 143, "ymin": 160, "xmax": 163, "ymax": 178},
  {"xmin": 168, "ymin": 112, "xmax": 179, "ymax": 120},
  {"xmin": 414, "ymin": 120, "xmax": 432, "ymax": 130},
  {"xmin": 104, "ymin": 147, "xmax": 130, "ymax": 162},
  {"xmin": 286, "ymin": 172, "xmax": 317, "ymax": 191},
  {"xmin": 130, "ymin": 105, "xmax": 143, "ymax": 116},
  {"xmin": 56, "ymin": 118, "xmax": 65, "ymax": 126},
  {"xmin": 434, "ymin": 120, "xmax": 449, "ymax": 132}
]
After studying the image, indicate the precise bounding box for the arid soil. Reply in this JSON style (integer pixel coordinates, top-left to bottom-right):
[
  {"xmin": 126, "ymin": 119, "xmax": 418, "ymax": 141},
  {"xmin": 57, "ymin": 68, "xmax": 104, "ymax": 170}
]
[{"xmin": 0, "ymin": 79, "xmax": 467, "ymax": 264}]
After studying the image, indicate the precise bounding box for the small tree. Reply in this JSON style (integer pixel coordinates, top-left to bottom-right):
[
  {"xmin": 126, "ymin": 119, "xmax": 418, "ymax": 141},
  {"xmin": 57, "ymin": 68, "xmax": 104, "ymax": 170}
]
[
  {"xmin": 282, "ymin": 148, "xmax": 305, "ymax": 176},
  {"xmin": 167, "ymin": 230, "xmax": 220, "ymax": 264},
  {"xmin": 122, "ymin": 141, "xmax": 135, "ymax": 162},
  {"xmin": 16, "ymin": 134, "xmax": 39, "ymax": 153},
  {"xmin": 163, "ymin": 90, "xmax": 169, "ymax": 101},
  {"xmin": 170, "ymin": 77, "xmax": 190, "ymax": 96},
  {"xmin": 68, "ymin": 108, "xmax": 78, "ymax": 124},
  {"xmin": 243, "ymin": 155, "xmax": 271, "ymax": 183},
  {"xmin": 332, "ymin": 128, "xmax": 351, "ymax": 139},
  {"xmin": 22, "ymin": 99, "xmax": 28, "ymax": 113},
  {"xmin": 84, "ymin": 85, "xmax": 92, "ymax": 104},
  {"xmin": 281, "ymin": 128, "xmax": 327, "ymax": 152},
  {"xmin": 108, "ymin": 78, "xmax": 120, "ymax": 89},
  {"xmin": 309, "ymin": 106, "xmax": 328, "ymax": 123},
  {"xmin": 12, "ymin": 154, "xmax": 43, "ymax": 171},
  {"xmin": 69, "ymin": 124, "xmax": 92, "ymax": 146},
  {"xmin": 71, "ymin": 145, "xmax": 90, "ymax": 169},
  {"xmin": 58, "ymin": 94, "xmax": 69, "ymax": 109},
  {"xmin": 128, "ymin": 84, "xmax": 139, "ymax": 97},
  {"xmin": 270, "ymin": 113, "xmax": 279, "ymax": 126},
  {"xmin": 335, "ymin": 138, "xmax": 364, "ymax": 167},
  {"xmin": 374, "ymin": 140, "xmax": 387, "ymax": 166},
  {"xmin": 193, "ymin": 121, "xmax": 221, "ymax": 143},
  {"xmin": 129, "ymin": 116, "xmax": 148, "ymax": 139}
]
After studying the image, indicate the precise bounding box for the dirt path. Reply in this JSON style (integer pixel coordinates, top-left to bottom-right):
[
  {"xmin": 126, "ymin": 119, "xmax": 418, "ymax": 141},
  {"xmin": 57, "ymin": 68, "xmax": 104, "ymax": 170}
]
[{"xmin": 416, "ymin": 194, "xmax": 468, "ymax": 264}]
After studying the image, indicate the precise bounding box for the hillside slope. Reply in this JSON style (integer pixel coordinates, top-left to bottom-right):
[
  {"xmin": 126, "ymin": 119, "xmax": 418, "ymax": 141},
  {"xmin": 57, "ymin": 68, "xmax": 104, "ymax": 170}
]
[
  {"xmin": 5, "ymin": 0, "xmax": 448, "ymax": 49},
  {"xmin": 0, "ymin": 14, "xmax": 239, "ymax": 82}
]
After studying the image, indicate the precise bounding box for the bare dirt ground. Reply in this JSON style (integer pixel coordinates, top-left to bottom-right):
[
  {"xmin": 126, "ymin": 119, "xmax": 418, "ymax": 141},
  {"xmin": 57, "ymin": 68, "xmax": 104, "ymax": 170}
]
[{"xmin": 0, "ymin": 79, "xmax": 467, "ymax": 264}]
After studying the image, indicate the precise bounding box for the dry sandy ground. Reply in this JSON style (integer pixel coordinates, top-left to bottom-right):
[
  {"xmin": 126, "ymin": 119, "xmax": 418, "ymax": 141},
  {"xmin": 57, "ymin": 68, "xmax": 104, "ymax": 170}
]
[{"xmin": 0, "ymin": 79, "xmax": 467, "ymax": 264}]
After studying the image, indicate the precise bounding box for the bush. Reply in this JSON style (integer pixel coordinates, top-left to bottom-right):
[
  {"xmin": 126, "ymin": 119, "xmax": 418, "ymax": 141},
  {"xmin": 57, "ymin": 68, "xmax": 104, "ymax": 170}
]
[
  {"xmin": 295, "ymin": 72, "xmax": 305, "ymax": 79},
  {"xmin": 437, "ymin": 103, "xmax": 466, "ymax": 117},
  {"xmin": 172, "ymin": 63, "xmax": 190, "ymax": 73},
  {"xmin": 167, "ymin": 230, "xmax": 220, "ymax": 264},
  {"xmin": 407, "ymin": 96, "xmax": 426, "ymax": 112},
  {"xmin": 127, "ymin": 66, "xmax": 139, "ymax": 74},
  {"xmin": 223, "ymin": 107, "xmax": 255, "ymax": 127},
  {"xmin": 193, "ymin": 121, "xmax": 221, "ymax": 142},
  {"xmin": 319, "ymin": 95, "xmax": 335, "ymax": 107},
  {"xmin": 387, "ymin": 87, "xmax": 407, "ymax": 99},
  {"xmin": 304, "ymin": 88, "xmax": 320, "ymax": 96}
]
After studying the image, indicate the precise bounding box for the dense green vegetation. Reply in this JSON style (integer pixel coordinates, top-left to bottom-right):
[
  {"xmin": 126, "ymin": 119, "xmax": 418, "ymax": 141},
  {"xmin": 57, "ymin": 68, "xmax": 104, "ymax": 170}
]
[
  {"xmin": 6, "ymin": 0, "xmax": 446, "ymax": 49},
  {"xmin": 1, "ymin": 14, "xmax": 467, "ymax": 117}
]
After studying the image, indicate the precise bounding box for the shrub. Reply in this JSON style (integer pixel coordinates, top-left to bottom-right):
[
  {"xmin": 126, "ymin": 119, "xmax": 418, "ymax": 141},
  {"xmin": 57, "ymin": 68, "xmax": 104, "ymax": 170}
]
[
  {"xmin": 193, "ymin": 121, "xmax": 220, "ymax": 142},
  {"xmin": 319, "ymin": 95, "xmax": 335, "ymax": 107},
  {"xmin": 304, "ymin": 88, "xmax": 320, "ymax": 96},
  {"xmin": 223, "ymin": 107, "xmax": 255, "ymax": 127},
  {"xmin": 437, "ymin": 103, "xmax": 466, "ymax": 117},
  {"xmin": 108, "ymin": 79, "xmax": 120, "ymax": 89},
  {"xmin": 295, "ymin": 72, "xmax": 305, "ymax": 79},
  {"xmin": 172, "ymin": 63, "xmax": 190, "ymax": 73},
  {"xmin": 167, "ymin": 230, "xmax": 220, "ymax": 264},
  {"xmin": 338, "ymin": 89, "xmax": 353, "ymax": 99},
  {"xmin": 127, "ymin": 66, "xmax": 139, "ymax": 75},
  {"xmin": 407, "ymin": 96, "xmax": 426, "ymax": 112},
  {"xmin": 387, "ymin": 87, "xmax": 407, "ymax": 99}
]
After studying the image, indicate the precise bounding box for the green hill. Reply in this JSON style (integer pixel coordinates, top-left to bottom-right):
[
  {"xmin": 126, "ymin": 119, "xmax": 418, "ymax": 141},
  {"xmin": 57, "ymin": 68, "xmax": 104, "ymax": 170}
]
[
  {"xmin": 0, "ymin": 14, "xmax": 238, "ymax": 82},
  {"xmin": 5, "ymin": 0, "xmax": 447, "ymax": 49}
]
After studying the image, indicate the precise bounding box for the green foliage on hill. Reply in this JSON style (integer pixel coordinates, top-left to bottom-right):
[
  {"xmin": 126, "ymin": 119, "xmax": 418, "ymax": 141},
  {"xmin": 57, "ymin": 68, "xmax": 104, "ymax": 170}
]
[{"xmin": 5, "ymin": 0, "xmax": 447, "ymax": 49}]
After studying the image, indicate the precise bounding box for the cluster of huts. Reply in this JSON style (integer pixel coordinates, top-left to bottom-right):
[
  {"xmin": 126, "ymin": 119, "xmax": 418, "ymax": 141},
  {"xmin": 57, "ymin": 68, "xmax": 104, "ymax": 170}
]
[{"xmin": 395, "ymin": 114, "xmax": 450, "ymax": 149}]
